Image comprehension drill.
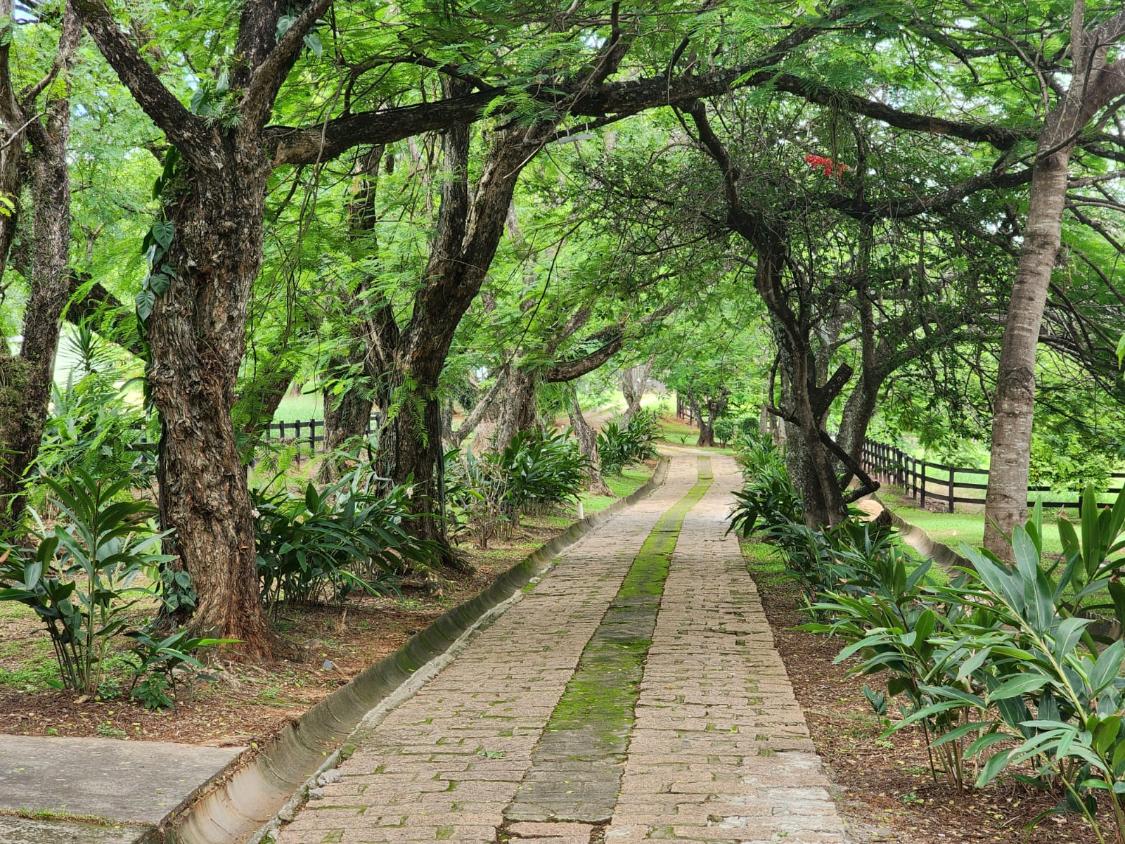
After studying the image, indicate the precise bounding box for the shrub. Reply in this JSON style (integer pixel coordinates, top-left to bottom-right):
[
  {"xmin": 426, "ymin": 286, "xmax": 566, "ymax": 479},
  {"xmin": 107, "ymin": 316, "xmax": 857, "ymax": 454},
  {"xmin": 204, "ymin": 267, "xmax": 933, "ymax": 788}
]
[
  {"xmin": 0, "ymin": 471, "xmax": 172, "ymax": 693},
  {"xmin": 728, "ymin": 440, "xmax": 803, "ymax": 539},
  {"xmin": 598, "ymin": 410, "xmax": 659, "ymax": 475},
  {"xmin": 36, "ymin": 333, "xmax": 156, "ymax": 497},
  {"xmin": 125, "ymin": 628, "xmax": 228, "ymax": 710},
  {"xmin": 445, "ymin": 448, "xmax": 509, "ymax": 549},
  {"xmin": 499, "ymin": 429, "xmax": 588, "ymax": 512},
  {"xmin": 254, "ymin": 467, "xmax": 435, "ymax": 610}
]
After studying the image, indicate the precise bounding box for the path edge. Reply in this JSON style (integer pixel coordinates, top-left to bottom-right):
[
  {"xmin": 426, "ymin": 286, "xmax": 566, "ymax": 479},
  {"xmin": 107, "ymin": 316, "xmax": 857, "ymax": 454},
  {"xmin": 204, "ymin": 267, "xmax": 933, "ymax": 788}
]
[
  {"xmin": 866, "ymin": 492, "xmax": 969, "ymax": 569},
  {"xmin": 162, "ymin": 457, "xmax": 671, "ymax": 844}
]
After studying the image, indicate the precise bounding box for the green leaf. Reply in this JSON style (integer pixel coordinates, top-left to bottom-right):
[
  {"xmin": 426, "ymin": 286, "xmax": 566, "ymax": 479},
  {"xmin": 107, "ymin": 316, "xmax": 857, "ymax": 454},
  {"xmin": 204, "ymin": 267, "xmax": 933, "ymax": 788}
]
[
  {"xmin": 976, "ymin": 748, "xmax": 1013, "ymax": 787},
  {"xmin": 1090, "ymin": 640, "xmax": 1125, "ymax": 693},
  {"xmin": 988, "ymin": 674, "xmax": 1050, "ymax": 702}
]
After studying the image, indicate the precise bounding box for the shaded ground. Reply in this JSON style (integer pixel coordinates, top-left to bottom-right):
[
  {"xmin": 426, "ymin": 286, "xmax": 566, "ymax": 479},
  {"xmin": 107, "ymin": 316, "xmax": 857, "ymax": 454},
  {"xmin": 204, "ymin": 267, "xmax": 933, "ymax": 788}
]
[
  {"xmin": 744, "ymin": 541, "xmax": 1099, "ymax": 844},
  {"xmin": 0, "ymin": 468, "xmax": 654, "ymax": 748}
]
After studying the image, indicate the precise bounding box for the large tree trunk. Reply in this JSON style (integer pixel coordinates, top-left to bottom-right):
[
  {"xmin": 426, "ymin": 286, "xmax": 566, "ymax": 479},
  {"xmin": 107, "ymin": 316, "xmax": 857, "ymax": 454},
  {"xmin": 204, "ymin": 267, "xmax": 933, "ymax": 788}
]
[
  {"xmin": 0, "ymin": 10, "xmax": 79, "ymax": 530},
  {"xmin": 148, "ymin": 155, "xmax": 273, "ymax": 657},
  {"xmin": 375, "ymin": 366, "xmax": 464, "ymax": 568},
  {"xmin": 983, "ymin": 144, "xmax": 1072, "ymax": 557},
  {"xmin": 0, "ymin": 97, "xmax": 72, "ymax": 529},
  {"xmin": 620, "ymin": 359, "xmax": 652, "ymax": 422},
  {"xmin": 373, "ymin": 116, "xmax": 544, "ymax": 568},
  {"xmin": 490, "ymin": 366, "xmax": 538, "ymax": 452},
  {"xmin": 566, "ymin": 383, "xmax": 610, "ymax": 495},
  {"xmin": 982, "ymin": 11, "xmax": 1125, "ymax": 560}
]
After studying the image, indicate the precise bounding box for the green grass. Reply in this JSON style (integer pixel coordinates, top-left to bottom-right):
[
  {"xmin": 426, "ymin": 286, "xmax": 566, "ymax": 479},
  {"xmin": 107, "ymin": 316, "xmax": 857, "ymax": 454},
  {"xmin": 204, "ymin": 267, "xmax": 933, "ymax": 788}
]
[
  {"xmin": 272, "ymin": 390, "xmax": 324, "ymax": 422},
  {"xmin": 580, "ymin": 466, "xmax": 652, "ymax": 515},
  {"xmin": 881, "ymin": 488, "xmax": 1064, "ymax": 557}
]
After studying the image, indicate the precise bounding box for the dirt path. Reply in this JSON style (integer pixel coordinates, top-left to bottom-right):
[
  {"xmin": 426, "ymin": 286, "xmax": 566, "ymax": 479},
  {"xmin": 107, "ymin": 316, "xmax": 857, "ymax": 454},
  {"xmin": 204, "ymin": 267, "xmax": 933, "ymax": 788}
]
[{"xmin": 276, "ymin": 454, "xmax": 846, "ymax": 843}]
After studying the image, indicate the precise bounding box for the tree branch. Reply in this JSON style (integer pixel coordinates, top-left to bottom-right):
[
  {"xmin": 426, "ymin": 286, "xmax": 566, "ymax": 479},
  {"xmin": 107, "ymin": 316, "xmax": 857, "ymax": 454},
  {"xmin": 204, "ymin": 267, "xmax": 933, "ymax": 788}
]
[{"xmin": 72, "ymin": 0, "xmax": 212, "ymax": 161}]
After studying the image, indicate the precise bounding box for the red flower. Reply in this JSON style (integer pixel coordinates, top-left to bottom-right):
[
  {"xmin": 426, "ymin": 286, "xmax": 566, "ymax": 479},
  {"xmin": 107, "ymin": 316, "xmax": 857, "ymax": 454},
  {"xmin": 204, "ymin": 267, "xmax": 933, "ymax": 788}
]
[{"xmin": 804, "ymin": 153, "xmax": 849, "ymax": 178}]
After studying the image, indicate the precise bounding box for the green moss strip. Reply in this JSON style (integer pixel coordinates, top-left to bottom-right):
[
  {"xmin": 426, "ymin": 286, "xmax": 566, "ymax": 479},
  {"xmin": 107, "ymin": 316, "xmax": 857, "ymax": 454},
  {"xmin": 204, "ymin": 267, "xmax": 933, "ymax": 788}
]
[{"xmin": 505, "ymin": 460, "xmax": 713, "ymax": 823}]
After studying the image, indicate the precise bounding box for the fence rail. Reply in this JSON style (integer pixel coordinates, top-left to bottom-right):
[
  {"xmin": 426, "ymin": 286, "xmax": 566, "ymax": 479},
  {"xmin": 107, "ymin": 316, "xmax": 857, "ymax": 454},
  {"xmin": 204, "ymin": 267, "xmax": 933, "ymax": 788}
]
[
  {"xmin": 263, "ymin": 415, "xmax": 383, "ymax": 454},
  {"xmin": 861, "ymin": 438, "xmax": 1125, "ymax": 513}
]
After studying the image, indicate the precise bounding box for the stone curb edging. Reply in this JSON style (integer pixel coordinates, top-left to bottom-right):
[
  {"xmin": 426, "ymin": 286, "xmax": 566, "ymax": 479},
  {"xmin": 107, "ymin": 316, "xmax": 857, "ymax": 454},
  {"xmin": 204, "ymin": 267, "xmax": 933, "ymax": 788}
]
[
  {"xmin": 162, "ymin": 457, "xmax": 671, "ymax": 844},
  {"xmin": 869, "ymin": 493, "xmax": 969, "ymax": 570}
]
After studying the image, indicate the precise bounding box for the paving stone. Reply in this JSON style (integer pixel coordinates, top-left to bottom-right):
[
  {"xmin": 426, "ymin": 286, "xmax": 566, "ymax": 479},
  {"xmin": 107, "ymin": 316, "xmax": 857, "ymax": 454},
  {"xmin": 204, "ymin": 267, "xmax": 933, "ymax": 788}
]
[{"xmin": 278, "ymin": 453, "xmax": 848, "ymax": 844}]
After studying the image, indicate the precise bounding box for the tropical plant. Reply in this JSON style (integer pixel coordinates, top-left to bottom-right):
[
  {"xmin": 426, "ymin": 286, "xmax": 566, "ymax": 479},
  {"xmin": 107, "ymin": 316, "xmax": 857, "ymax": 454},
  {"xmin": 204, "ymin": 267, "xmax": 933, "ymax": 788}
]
[
  {"xmin": 125, "ymin": 628, "xmax": 229, "ymax": 710},
  {"xmin": 598, "ymin": 410, "xmax": 660, "ymax": 475},
  {"xmin": 728, "ymin": 454, "xmax": 803, "ymax": 539},
  {"xmin": 0, "ymin": 471, "xmax": 172, "ymax": 693},
  {"xmin": 445, "ymin": 448, "xmax": 510, "ymax": 549},
  {"xmin": 35, "ymin": 355, "xmax": 155, "ymax": 497},
  {"xmin": 499, "ymin": 429, "xmax": 588, "ymax": 514},
  {"xmin": 918, "ymin": 526, "xmax": 1125, "ymax": 841},
  {"xmin": 254, "ymin": 468, "xmax": 435, "ymax": 610}
]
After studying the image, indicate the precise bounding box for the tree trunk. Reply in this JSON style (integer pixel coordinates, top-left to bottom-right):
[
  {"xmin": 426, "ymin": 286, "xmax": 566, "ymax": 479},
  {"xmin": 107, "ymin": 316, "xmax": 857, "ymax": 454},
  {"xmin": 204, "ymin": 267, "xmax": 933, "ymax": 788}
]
[
  {"xmin": 981, "ymin": 11, "xmax": 1125, "ymax": 559},
  {"xmin": 147, "ymin": 155, "xmax": 273, "ymax": 657},
  {"xmin": 620, "ymin": 359, "xmax": 652, "ymax": 421},
  {"xmin": 490, "ymin": 366, "xmax": 538, "ymax": 453},
  {"xmin": 983, "ymin": 144, "xmax": 1073, "ymax": 558},
  {"xmin": 836, "ymin": 367, "xmax": 884, "ymax": 466},
  {"xmin": 697, "ymin": 416, "xmax": 715, "ymax": 447},
  {"xmin": 450, "ymin": 366, "xmax": 507, "ymax": 450},
  {"xmin": 374, "ymin": 367, "xmax": 468, "ymax": 570},
  {"xmin": 0, "ymin": 98, "xmax": 72, "ymax": 529},
  {"xmin": 566, "ymin": 383, "xmax": 610, "ymax": 495}
]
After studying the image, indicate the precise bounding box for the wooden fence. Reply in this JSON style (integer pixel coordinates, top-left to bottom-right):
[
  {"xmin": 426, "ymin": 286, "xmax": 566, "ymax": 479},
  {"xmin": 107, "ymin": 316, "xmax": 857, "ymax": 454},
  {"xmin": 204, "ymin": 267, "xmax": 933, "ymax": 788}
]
[
  {"xmin": 861, "ymin": 438, "xmax": 1125, "ymax": 513},
  {"xmin": 263, "ymin": 414, "xmax": 382, "ymax": 455}
]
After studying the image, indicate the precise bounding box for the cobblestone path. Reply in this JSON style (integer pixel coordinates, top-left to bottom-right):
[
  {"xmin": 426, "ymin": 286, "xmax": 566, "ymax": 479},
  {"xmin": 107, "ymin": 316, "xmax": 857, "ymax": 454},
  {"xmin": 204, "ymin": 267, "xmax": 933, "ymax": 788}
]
[{"xmin": 276, "ymin": 453, "xmax": 846, "ymax": 844}]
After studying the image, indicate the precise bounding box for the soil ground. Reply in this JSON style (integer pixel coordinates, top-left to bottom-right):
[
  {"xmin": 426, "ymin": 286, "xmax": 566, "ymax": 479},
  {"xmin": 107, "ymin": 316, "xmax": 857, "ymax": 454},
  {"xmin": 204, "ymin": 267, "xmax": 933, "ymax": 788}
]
[
  {"xmin": 744, "ymin": 541, "xmax": 1100, "ymax": 844},
  {"xmin": 0, "ymin": 465, "xmax": 654, "ymax": 749}
]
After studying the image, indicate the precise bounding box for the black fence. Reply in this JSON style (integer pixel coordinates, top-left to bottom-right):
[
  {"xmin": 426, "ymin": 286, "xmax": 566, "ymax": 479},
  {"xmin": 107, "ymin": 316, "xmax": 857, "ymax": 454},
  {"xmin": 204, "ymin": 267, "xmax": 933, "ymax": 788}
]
[
  {"xmin": 862, "ymin": 438, "xmax": 1125, "ymax": 513},
  {"xmin": 262, "ymin": 414, "xmax": 382, "ymax": 455}
]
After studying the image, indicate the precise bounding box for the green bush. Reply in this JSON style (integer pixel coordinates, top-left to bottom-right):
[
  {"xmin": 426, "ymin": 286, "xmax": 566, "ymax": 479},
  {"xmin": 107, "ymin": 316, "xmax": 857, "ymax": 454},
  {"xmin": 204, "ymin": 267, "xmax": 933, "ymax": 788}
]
[
  {"xmin": 728, "ymin": 438, "xmax": 803, "ymax": 538},
  {"xmin": 125, "ymin": 628, "xmax": 228, "ymax": 710},
  {"xmin": 598, "ymin": 410, "xmax": 659, "ymax": 475},
  {"xmin": 0, "ymin": 471, "xmax": 172, "ymax": 693},
  {"xmin": 794, "ymin": 479, "xmax": 1125, "ymax": 839},
  {"xmin": 445, "ymin": 447, "xmax": 510, "ymax": 548},
  {"xmin": 254, "ymin": 467, "xmax": 435, "ymax": 609},
  {"xmin": 499, "ymin": 429, "xmax": 588, "ymax": 511}
]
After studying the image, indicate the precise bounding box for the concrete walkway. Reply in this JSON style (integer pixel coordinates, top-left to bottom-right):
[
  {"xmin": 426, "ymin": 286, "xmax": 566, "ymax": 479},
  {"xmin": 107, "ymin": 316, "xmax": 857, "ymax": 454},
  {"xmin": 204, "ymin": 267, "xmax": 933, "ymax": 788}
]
[{"xmin": 277, "ymin": 453, "xmax": 846, "ymax": 844}]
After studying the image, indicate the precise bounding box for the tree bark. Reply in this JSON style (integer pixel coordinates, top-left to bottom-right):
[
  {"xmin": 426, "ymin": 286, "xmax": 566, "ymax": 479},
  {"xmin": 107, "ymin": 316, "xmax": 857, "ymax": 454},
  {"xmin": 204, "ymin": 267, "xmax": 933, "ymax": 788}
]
[
  {"xmin": 984, "ymin": 12, "xmax": 1125, "ymax": 559},
  {"xmin": 490, "ymin": 366, "xmax": 538, "ymax": 453},
  {"xmin": 0, "ymin": 11, "xmax": 79, "ymax": 529},
  {"xmin": 620, "ymin": 359, "xmax": 652, "ymax": 421},
  {"xmin": 148, "ymin": 157, "xmax": 274, "ymax": 656},
  {"xmin": 372, "ymin": 109, "xmax": 550, "ymax": 567},
  {"xmin": 566, "ymin": 383, "xmax": 610, "ymax": 495}
]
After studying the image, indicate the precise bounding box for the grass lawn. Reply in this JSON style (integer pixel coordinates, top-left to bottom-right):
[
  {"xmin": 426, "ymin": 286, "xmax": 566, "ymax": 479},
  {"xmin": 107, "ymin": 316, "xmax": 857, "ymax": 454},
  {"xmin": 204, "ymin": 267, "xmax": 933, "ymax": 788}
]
[
  {"xmin": 272, "ymin": 390, "xmax": 324, "ymax": 422},
  {"xmin": 881, "ymin": 487, "xmax": 1065, "ymax": 557},
  {"xmin": 580, "ymin": 465, "xmax": 653, "ymax": 515}
]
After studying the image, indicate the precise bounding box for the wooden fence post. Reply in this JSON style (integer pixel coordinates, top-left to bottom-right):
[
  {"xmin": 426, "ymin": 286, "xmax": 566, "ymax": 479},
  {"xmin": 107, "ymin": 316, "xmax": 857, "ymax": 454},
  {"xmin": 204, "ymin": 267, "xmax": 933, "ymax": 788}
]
[
  {"xmin": 920, "ymin": 461, "xmax": 927, "ymax": 508},
  {"xmin": 947, "ymin": 465, "xmax": 955, "ymax": 513}
]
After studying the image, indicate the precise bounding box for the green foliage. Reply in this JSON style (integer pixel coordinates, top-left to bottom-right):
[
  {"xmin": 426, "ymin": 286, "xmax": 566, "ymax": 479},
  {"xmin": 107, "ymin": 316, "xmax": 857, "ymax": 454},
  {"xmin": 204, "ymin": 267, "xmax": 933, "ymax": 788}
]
[
  {"xmin": 499, "ymin": 429, "xmax": 588, "ymax": 511},
  {"xmin": 773, "ymin": 453, "xmax": 1125, "ymax": 838},
  {"xmin": 598, "ymin": 410, "xmax": 659, "ymax": 475},
  {"xmin": 728, "ymin": 436, "xmax": 803, "ymax": 539},
  {"xmin": 125, "ymin": 628, "xmax": 228, "ymax": 710},
  {"xmin": 36, "ymin": 333, "xmax": 156, "ymax": 495},
  {"xmin": 444, "ymin": 447, "xmax": 509, "ymax": 549},
  {"xmin": 0, "ymin": 471, "xmax": 172, "ymax": 693},
  {"xmin": 254, "ymin": 468, "xmax": 435, "ymax": 609}
]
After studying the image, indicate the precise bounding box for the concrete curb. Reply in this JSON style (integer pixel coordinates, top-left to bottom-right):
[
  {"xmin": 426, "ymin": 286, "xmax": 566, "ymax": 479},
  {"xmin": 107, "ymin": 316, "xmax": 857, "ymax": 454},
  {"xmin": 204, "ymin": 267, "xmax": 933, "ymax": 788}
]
[
  {"xmin": 870, "ymin": 493, "xmax": 969, "ymax": 570},
  {"xmin": 163, "ymin": 458, "xmax": 671, "ymax": 844}
]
